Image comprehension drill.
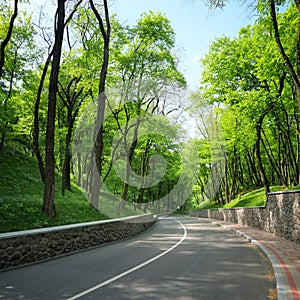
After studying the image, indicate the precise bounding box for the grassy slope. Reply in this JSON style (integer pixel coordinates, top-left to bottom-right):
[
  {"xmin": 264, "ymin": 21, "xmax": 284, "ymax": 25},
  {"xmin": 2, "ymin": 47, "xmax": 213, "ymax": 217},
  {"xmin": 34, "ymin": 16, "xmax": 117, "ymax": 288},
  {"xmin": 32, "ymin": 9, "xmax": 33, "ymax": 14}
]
[
  {"xmin": 197, "ymin": 185, "xmax": 298, "ymax": 210},
  {"xmin": 0, "ymin": 148, "xmax": 109, "ymax": 233},
  {"xmin": 3, "ymin": 148, "xmax": 298, "ymax": 231}
]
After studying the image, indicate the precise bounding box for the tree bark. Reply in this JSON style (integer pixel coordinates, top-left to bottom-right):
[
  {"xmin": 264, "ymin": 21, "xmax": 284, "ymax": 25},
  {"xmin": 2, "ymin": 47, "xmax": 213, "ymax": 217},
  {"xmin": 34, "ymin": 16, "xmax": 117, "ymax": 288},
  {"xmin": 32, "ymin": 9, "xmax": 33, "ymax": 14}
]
[
  {"xmin": 33, "ymin": 0, "xmax": 83, "ymax": 184},
  {"xmin": 89, "ymin": 0, "xmax": 110, "ymax": 209},
  {"xmin": 42, "ymin": 0, "xmax": 65, "ymax": 217},
  {"xmin": 33, "ymin": 51, "xmax": 53, "ymax": 183}
]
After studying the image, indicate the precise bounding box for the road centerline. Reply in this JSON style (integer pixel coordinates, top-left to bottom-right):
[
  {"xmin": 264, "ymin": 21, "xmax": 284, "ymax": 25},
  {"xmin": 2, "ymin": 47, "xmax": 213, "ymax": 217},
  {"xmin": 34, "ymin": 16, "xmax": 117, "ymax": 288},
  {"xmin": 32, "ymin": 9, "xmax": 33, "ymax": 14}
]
[{"xmin": 66, "ymin": 217, "xmax": 187, "ymax": 300}]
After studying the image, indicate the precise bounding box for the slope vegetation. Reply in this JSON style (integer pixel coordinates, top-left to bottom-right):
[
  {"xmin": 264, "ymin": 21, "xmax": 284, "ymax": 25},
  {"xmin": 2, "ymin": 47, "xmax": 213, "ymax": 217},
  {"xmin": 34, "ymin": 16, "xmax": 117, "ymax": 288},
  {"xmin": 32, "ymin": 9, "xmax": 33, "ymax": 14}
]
[{"xmin": 0, "ymin": 148, "xmax": 108, "ymax": 233}]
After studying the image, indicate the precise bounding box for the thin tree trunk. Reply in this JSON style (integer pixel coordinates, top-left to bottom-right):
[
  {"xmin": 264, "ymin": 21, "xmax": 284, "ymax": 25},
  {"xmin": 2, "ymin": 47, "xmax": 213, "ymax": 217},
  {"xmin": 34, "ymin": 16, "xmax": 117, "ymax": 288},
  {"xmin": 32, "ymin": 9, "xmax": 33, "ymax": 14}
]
[
  {"xmin": 295, "ymin": 0, "xmax": 300, "ymax": 109},
  {"xmin": 0, "ymin": 0, "xmax": 18, "ymax": 79},
  {"xmin": 33, "ymin": 51, "xmax": 53, "ymax": 183},
  {"xmin": 223, "ymin": 147, "xmax": 229, "ymax": 204},
  {"xmin": 293, "ymin": 103, "xmax": 300, "ymax": 184},
  {"xmin": 247, "ymin": 148, "xmax": 261, "ymax": 187},
  {"xmin": 117, "ymin": 120, "xmax": 140, "ymax": 215},
  {"xmin": 42, "ymin": 0, "xmax": 65, "ymax": 217},
  {"xmin": 255, "ymin": 107, "xmax": 274, "ymax": 196},
  {"xmin": 0, "ymin": 48, "xmax": 17, "ymax": 151},
  {"xmin": 136, "ymin": 138, "xmax": 152, "ymax": 206},
  {"xmin": 277, "ymin": 98, "xmax": 299, "ymax": 185},
  {"xmin": 229, "ymin": 146, "xmax": 237, "ymax": 201},
  {"xmin": 59, "ymin": 80, "xmax": 85, "ymax": 195},
  {"xmin": 62, "ymin": 110, "xmax": 73, "ymax": 195},
  {"xmin": 34, "ymin": 0, "xmax": 82, "ymax": 183},
  {"xmin": 261, "ymin": 128, "xmax": 286, "ymax": 186},
  {"xmin": 77, "ymin": 151, "xmax": 82, "ymax": 186},
  {"xmin": 89, "ymin": 0, "xmax": 110, "ymax": 209}
]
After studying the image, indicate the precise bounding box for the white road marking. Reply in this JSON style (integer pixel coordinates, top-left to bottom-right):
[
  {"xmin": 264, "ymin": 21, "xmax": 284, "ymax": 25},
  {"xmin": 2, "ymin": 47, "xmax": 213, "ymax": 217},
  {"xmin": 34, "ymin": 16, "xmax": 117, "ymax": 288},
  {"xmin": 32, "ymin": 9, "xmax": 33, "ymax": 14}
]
[{"xmin": 66, "ymin": 218, "xmax": 187, "ymax": 300}]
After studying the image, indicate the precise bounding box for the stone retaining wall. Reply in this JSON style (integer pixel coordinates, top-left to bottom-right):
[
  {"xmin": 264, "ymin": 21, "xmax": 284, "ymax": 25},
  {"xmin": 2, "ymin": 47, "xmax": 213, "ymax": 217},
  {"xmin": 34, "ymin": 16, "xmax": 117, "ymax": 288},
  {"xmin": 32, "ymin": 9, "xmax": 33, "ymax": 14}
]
[
  {"xmin": 190, "ymin": 191, "xmax": 300, "ymax": 245},
  {"xmin": 0, "ymin": 214, "xmax": 156, "ymax": 271}
]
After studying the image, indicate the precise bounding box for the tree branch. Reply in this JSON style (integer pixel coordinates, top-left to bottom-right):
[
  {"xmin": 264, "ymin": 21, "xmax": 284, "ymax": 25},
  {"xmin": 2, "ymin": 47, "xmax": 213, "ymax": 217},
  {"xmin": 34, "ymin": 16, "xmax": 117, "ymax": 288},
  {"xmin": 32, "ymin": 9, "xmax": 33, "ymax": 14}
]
[
  {"xmin": 270, "ymin": 0, "xmax": 300, "ymax": 108},
  {"xmin": 0, "ymin": 0, "xmax": 18, "ymax": 78}
]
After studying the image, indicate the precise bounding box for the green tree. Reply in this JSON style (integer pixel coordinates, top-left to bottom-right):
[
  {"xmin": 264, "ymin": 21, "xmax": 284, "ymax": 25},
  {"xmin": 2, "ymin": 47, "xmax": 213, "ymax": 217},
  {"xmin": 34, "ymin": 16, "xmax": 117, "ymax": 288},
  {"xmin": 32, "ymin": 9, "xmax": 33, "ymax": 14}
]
[
  {"xmin": 0, "ymin": 9, "xmax": 40, "ymax": 151},
  {"xmin": 192, "ymin": 5, "xmax": 298, "ymax": 202},
  {"xmin": 42, "ymin": 0, "xmax": 66, "ymax": 217},
  {"xmin": 107, "ymin": 11, "xmax": 186, "ymax": 213},
  {"xmin": 201, "ymin": 0, "xmax": 300, "ymax": 109},
  {"xmin": 40, "ymin": 0, "xmax": 83, "ymax": 216},
  {"xmin": 88, "ymin": 0, "xmax": 111, "ymax": 209}
]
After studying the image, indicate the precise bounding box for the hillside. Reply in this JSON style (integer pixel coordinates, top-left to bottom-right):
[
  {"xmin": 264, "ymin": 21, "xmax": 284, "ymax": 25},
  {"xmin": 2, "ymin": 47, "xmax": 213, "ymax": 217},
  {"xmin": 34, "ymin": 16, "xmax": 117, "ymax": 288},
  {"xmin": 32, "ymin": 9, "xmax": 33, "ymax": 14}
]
[
  {"xmin": 0, "ymin": 148, "xmax": 108, "ymax": 233},
  {"xmin": 197, "ymin": 186, "xmax": 297, "ymax": 210}
]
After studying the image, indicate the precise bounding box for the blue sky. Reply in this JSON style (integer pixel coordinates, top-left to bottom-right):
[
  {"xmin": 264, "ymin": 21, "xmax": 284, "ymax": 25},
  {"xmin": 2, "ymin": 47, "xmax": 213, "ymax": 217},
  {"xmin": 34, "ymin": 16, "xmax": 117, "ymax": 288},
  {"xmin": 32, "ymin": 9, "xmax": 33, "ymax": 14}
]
[{"xmin": 111, "ymin": 0, "xmax": 256, "ymax": 90}]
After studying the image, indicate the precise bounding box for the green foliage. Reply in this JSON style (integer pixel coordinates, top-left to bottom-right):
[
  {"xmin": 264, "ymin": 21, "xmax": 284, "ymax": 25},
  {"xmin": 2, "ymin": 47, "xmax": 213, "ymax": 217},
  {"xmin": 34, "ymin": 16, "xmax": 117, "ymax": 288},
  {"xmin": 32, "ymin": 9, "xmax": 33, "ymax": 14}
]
[
  {"xmin": 0, "ymin": 6, "xmax": 42, "ymax": 151},
  {"xmin": 99, "ymin": 102, "xmax": 184, "ymax": 203},
  {"xmin": 0, "ymin": 148, "xmax": 108, "ymax": 233},
  {"xmin": 110, "ymin": 11, "xmax": 186, "ymax": 88},
  {"xmin": 2, "ymin": 0, "xmax": 298, "ymax": 221},
  {"xmin": 190, "ymin": 2, "xmax": 300, "ymax": 206},
  {"xmin": 198, "ymin": 186, "xmax": 287, "ymax": 209}
]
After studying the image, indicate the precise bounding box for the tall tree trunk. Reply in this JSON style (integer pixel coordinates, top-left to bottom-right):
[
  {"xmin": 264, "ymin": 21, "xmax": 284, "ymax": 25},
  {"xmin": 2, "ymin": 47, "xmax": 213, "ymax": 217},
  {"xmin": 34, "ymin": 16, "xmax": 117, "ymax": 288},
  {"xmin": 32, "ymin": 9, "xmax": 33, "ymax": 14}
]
[
  {"xmin": 33, "ymin": 51, "xmax": 53, "ymax": 183},
  {"xmin": 42, "ymin": 0, "xmax": 65, "ymax": 217},
  {"xmin": 89, "ymin": 0, "xmax": 110, "ymax": 209},
  {"xmin": 34, "ymin": 0, "xmax": 83, "ymax": 183}
]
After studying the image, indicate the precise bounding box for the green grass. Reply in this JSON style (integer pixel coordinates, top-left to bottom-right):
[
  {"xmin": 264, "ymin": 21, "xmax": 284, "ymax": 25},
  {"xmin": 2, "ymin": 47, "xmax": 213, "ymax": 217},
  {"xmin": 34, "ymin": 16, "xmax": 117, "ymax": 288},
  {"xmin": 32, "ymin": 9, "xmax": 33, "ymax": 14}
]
[
  {"xmin": 197, "ymin": 185, "xmax": 294, "ymax": 210},
  {"xmin": 0, "ymin": 148, "xmax": 109, "ymax": 233},
  {"xmin": 98, "ymin": 194, "xmax": 146, "ymax": 219}
]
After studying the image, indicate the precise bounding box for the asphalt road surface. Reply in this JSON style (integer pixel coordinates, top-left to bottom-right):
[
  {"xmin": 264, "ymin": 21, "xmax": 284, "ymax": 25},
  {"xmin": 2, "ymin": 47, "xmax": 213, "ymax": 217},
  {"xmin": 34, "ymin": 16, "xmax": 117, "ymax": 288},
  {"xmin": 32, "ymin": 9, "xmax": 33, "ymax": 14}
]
[{"xmin": 0, "ymin": 216, "xmax": 275, "ymax": 299}]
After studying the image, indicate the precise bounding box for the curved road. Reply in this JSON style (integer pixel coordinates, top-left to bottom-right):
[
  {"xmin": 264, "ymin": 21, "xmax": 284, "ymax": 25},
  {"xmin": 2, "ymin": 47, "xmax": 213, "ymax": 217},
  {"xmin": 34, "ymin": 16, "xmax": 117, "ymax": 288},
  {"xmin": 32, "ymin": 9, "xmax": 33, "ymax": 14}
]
[{"xmin": 0, "ymin": 216, "xmax": 275, "ymax": 299}]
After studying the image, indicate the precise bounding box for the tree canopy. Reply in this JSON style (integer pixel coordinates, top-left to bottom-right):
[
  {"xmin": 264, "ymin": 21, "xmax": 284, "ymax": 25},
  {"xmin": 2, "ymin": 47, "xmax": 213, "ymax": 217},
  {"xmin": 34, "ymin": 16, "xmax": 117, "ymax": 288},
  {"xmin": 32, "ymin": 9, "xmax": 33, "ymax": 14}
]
[{"xmin": 0, "ymin": 0, "xmax": 299, "ymax": 217}]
